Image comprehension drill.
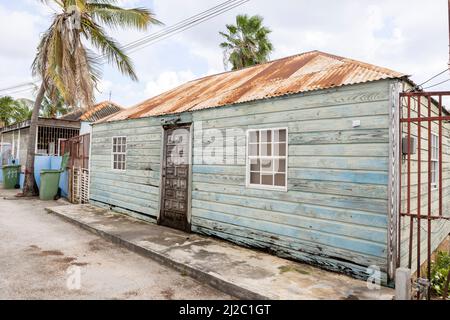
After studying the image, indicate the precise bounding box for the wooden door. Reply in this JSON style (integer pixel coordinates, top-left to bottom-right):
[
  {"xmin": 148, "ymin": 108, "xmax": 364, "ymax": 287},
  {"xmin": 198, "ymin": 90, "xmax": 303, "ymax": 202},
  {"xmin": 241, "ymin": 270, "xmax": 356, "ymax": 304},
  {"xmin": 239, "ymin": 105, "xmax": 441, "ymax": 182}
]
[{"xmin": 160, "ymin": 125, "xmax": 191, "ymax": 232}]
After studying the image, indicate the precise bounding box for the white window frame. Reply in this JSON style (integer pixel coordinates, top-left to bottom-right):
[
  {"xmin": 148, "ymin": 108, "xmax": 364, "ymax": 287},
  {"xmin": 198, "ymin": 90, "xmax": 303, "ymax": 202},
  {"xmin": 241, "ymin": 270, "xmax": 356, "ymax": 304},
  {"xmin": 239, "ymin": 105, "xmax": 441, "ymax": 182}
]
[
  {"xmin": 246, "ymin": 127, "xmax": 288, "ymax": 192},
  {"xmin": 431, "ymin": 133, "xmax": 439, "ymax": 189},
  {"xmin": 112, "ymin": 136, "xmax": 127, "ymax": 171}
]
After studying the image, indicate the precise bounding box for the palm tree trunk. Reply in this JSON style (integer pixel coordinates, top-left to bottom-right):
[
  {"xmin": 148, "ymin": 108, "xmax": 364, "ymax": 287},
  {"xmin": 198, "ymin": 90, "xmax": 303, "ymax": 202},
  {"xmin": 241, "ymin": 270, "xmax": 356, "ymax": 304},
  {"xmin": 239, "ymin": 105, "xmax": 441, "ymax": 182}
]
[{"xmin": 21, "ymin": 84, "xmax": 45, "ymax": 196}]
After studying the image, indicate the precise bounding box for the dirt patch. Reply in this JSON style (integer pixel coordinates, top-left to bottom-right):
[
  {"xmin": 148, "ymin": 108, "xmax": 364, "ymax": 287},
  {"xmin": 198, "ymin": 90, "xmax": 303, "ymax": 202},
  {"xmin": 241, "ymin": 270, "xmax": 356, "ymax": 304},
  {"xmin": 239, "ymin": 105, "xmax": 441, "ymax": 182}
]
[
  {"xmin": 24, "ymin": 245, "xmax": 41, "ymax": 252},
  {"xmin": 40, "ymin": 250, "xmax": 64, "ymax": 257},
  {"xmin": 123, "ymin": 290, "xmax": 139, "ymax": 298},
  {"xmin": 88, "ymin": 239, "xmax": 105, "ymax": 252},
  {"xmin": 344, "ymin": 294, "xmax": 360, "ymax": 300},
  {"xmin": 279, "ymin": 265, "xmax": 311, "ymax": 275},
  {"xmin": 161, "ymin": 288, "xmax": 175, "ymax": 300},
  {"xmin": 55, "ymin": 257, "xmax": 77, "ymax": 264},
  {"xmin": 72, "ymin": 262, "xmax": 89, "ymax": 267}
]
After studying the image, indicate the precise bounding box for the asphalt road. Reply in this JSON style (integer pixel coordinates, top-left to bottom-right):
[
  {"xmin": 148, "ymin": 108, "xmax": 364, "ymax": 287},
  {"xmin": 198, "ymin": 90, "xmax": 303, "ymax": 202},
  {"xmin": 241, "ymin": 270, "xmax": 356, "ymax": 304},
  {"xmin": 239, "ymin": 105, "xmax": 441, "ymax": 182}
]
[{"xmin": 0, "ymin": 189, "xmax": 231, "ymax": 300}]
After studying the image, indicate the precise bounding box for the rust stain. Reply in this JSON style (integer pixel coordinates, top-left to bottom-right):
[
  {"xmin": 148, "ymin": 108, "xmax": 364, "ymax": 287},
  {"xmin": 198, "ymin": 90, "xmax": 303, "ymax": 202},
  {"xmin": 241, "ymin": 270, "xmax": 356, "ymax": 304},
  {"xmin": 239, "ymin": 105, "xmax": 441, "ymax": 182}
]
[{"xmin": 99, "ymin": 50, "xmax": 406, "ymax": 123}]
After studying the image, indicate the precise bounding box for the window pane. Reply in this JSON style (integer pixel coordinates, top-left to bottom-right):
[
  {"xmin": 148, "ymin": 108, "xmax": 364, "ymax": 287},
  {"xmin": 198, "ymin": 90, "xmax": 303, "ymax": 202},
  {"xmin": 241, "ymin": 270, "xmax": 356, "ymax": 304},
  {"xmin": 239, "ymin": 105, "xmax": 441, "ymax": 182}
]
[
  {"xmin": 261, "ymin": 159, "xmax": 273, "ymax": 172},
  {"xmin": 261, "ymin": 143, "xmax": 272, "ymax": 156},
  {"xmin": 249, "ymin": 131, "xmax": 259, "ymax": 143},
  {"xmin": 274, "ymin": 143, "xmax": 286, "ymax": 156},
  {"xmin": 250, "ymin": 159, "xmax": 260, "ymax": 171},
  {"xmin": 274, "ymin": 159, "xmax": 286, "ymax": 173},
  {"xmin": 250, "ymin": 172, "xmax": 261, "ymax": 184},
  {"xmin": 274, "ymin": 129, "xmax": 287, "ymax": 143},
  {"xmin": 260, "ymin": 130, "xmax": 272, "ymax": 143},
  {"xmin": 275, "ymin": 174, "xmax": 286, "ymax": 187},
  {"xmin": 261, "ymin": 174, "xmax": 274, "ymax": 186},
  {"xmin": 249, "ymin": 144, "xmax": 259, "ymax": 156}
]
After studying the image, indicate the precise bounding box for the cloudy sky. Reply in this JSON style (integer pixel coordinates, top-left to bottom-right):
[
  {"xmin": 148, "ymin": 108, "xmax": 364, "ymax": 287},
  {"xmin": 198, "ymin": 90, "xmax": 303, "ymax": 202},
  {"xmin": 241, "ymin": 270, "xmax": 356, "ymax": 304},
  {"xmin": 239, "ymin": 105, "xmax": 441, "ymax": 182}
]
[{"xmin": 1, "ymin": 0, "xmax": 449, "ymax": 108}]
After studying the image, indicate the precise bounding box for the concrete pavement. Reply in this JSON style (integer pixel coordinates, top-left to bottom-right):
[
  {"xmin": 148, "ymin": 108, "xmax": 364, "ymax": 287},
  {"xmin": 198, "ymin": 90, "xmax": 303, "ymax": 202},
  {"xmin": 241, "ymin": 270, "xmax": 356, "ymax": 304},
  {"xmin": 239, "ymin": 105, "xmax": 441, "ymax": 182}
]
[
  {"xmin": 46, "ymin": 202, "xmax": 395, "ymax": 300},
  {"xmin": 0, "ymin": 187, "xmax": 231, "ymax": 300}
]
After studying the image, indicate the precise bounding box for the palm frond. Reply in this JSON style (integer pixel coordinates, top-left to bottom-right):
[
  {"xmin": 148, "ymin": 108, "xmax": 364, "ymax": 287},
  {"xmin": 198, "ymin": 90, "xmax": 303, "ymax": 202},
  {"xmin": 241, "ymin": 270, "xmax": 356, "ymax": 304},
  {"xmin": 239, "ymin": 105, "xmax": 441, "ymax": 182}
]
[
  {"xmin": 219, "ymin": 14, "xmax": 273, "ymax": 70},
  {"xmin": 88, "ymin": 3, "xmax": 162, "ymax": 30},
  {"xmin": 81, "ymin": 18, "xmax": 137, "ymax": 81}
]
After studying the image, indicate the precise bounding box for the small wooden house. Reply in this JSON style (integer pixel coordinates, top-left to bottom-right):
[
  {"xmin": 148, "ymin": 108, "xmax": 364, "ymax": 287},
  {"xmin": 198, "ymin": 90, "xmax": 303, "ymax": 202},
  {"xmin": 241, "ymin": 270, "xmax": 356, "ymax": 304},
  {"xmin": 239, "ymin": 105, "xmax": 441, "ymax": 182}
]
[{"xmin": 89, "ymin": 51, "xmax": 450, "ymax": 285}]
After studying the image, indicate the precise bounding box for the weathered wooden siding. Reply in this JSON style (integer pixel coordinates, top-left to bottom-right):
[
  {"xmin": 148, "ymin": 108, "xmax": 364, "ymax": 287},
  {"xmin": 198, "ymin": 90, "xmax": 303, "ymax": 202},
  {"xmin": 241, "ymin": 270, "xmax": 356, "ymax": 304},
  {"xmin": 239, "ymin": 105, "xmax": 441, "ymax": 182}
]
[
  {"xmin": 190, "ymin": 80, "xmax": 392, "ymax": 283},
  {"xmin": 89, "ymin": 117, "xmax": 163, "ymax": 222},
  {"xmin": 399, "ymin": 91, "xmax": 450, "ymax": 273},
  {"xmin": 88, "ymin": 80, "xmax": 396, "ymax": 283}
]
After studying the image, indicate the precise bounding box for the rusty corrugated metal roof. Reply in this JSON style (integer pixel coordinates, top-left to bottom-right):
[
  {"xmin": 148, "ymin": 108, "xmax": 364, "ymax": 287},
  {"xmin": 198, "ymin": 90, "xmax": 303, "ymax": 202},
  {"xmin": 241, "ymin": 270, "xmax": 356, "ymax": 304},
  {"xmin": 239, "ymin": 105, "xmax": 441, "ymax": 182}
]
[
  {"xmin": 61, "ymin": 101, "xmax": 123, "ymax": 122},
  {"xmin": 102, "ymin": 51, "xmax": 406, "ymax": 122}
]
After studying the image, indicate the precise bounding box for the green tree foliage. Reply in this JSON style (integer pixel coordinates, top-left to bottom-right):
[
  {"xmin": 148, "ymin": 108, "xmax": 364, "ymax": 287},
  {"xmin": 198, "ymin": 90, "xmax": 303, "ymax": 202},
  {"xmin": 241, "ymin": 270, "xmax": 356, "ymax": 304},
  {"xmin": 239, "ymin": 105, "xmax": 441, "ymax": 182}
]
[
  {"xmin": 40, "ymin": 92, "xmax": 71, "ymax": 118},
  {"xmin": 431, "ymin": 251, "xmax": 450, "ymax": 299},
  {"xmin": 0, "ymin": 96, "xmax": 33, "ymax": 127},
  {"xmin": 220, "ymin": 14, "xmax": 273, "ymax": 70},
  {"xmin": 22, "ymin": 0, "xmax": 161, "ymax": 196}
]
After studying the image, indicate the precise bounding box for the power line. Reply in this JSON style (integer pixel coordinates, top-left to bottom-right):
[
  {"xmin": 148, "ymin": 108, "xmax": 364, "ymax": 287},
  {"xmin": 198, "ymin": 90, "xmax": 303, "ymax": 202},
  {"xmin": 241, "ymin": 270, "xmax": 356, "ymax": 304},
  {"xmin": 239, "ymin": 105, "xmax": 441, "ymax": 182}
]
[
  {"xmin": 128, "ymin": 0, "xmax": 250, "ymax": 56},
  {"xmin": 415, "ymin": 69, "xmax": 449, "ymax": 90},
  {"xmin": 96, "ymin": 0, "xmax": 249, "ymax": 61},
  {"xmin": 0, "ymin": 0, "xmax": 250, "ymax": 93},
  {"xmin": 0, "ymin": 86, "xmax": 36, "ymax": 98},
  {"xmin": 0, "ymin": 82, "xmax": 36, "ymax": 93},
  {"xmin": 114, "ymin": 0, "xmax": 242, "ymax": 55},
  {"xmin": 422, "ymin": 78, "xmax": 450, "ymax": 90}
]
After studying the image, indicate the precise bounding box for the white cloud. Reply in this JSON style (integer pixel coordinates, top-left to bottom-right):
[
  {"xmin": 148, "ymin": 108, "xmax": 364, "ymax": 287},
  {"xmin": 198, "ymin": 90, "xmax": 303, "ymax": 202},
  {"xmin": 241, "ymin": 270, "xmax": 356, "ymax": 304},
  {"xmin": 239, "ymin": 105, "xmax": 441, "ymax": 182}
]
[
  {"xmin": 145, "ymin": 70, "xmax": 196, "ymax": 98},
  {"xmin": 2, "ymin": 0, "xmax": 450, "ymax": 106},
  {"xmin": 97, "ymin": 80, "xmax": 113, "ymax": 96}
]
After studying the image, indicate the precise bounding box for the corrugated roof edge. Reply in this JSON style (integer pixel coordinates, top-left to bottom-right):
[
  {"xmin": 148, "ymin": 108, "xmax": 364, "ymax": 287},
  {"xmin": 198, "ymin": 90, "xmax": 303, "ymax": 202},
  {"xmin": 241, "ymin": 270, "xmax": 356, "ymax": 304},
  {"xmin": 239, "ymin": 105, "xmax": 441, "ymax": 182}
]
[
  {"xmin": 95, "ymin": 78, "xmax": 410, "ymax": 125},
  {"xmin": 95, "ymin": 50, "xmax": 413, "ymax": 124}
]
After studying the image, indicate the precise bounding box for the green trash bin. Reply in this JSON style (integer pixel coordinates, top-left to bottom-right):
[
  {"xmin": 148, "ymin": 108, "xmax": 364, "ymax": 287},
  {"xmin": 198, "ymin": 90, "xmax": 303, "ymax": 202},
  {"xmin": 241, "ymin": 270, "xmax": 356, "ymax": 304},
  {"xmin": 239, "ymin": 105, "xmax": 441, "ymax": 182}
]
[
  {"xmin": 39, "ymin": 153, "xmax": 70, "ymax": 201},
  {"xmin": 39, "ymin": 170, "xmax": 62, "ymax": 200},
  {"xmin": 2, "ymin": 164, "xmax": 21, "ymax": 189}
]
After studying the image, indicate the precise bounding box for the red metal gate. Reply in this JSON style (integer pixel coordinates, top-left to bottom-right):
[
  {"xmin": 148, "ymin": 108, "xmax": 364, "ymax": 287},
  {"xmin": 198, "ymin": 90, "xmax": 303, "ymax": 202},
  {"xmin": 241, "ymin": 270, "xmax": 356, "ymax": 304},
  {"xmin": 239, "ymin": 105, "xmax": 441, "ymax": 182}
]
[
  {"xmin": 60, "ymin": 134, "xmax": 91, "ymax": 204},
  {"xmin": 60, "ymin": 133, "xmax": 90, "ymax": 169},
  {"xmin": 398, "ymin": 91, "xmax": 450, "ymax": 299}
]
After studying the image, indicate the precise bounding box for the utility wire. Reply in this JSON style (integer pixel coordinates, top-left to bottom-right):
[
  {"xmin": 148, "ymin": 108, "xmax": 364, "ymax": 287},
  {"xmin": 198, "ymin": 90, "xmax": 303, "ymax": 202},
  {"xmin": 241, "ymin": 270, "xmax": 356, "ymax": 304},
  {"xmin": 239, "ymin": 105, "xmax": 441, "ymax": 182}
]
[
  {"xmin": 0, "ymin": 82, "xmax": 36, "ymax": 93},
  {"xmin": 422, "ymin": 78, "xmax": 450, "ymax": 90},
  {"xmin": 0, "ymin": 86, "xmax": 36, "ymax": 98},
  {"xmin": 127, "ymin": 0, "xmax": 250, "ymax": 56},
  {"xmin": 416, "ymin": 69, "xmax": 450, "ymax": 89},
  {"xmin": 0, "ymin": 0, "xmax": 250, "ymax": 94},
  {"xmin": 111, "ymin": 0, "xmax": 243, "ymax": 55}
]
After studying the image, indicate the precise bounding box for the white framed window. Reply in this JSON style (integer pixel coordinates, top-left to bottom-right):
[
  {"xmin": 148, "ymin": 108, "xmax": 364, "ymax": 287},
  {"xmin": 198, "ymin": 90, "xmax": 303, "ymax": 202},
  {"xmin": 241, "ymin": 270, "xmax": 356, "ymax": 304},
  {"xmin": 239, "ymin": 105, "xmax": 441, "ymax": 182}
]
[
  {"xmin": 431, "ymin": 133, "xmax": 439, "ymax": 188},
  {"xmin": 246, "ymin": 128, "xmax": 288, "ymax": 191},
  {"xmin": 112, "ymin": 136, "xmax": 127, "ymax": 171}
]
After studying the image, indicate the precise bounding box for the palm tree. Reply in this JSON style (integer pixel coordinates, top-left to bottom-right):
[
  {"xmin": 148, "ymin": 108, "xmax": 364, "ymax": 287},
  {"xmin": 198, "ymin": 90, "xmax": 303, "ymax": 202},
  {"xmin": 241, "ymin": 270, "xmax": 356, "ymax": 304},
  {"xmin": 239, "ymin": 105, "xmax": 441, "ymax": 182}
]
[
  {"xmin": 0, "ymin": 97, "xmax": 33, "ymax": 127},
  {"xmin": 219, "ymin": 14, "xmax": 273, "ymax": 70},
  {"xmin": 41, "ymin": 91, "xmax": 71, "ymax": 118},
  {"xmin": 12, "ymin": 99, "xmax": 34, "ymax": 122},
  {"xmin": 22, "ymin": 0, "xmax": 161, "ymax": 196},
  {"xmin": 0, "ymin": 96, "xmax": 16, "ymax": 127}
]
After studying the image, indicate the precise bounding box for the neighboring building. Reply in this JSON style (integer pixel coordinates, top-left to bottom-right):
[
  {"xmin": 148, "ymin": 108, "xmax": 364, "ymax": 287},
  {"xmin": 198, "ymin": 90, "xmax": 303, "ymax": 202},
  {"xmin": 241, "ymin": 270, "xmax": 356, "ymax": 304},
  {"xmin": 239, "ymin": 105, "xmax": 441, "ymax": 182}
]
[
  {"xmin": 60, "ymin": 101, "xmax": 123, "ymax": 135},
  {"xmin": 0, "ymin": 101, "xmax": 123, "ymax": 167},
  {"xmin": 88, "ymin": 50, "xmax": 450, "ymax": 285},
  {"xmin": 0, "ymin": 118, "xmax": 80, "ymax": 166}
]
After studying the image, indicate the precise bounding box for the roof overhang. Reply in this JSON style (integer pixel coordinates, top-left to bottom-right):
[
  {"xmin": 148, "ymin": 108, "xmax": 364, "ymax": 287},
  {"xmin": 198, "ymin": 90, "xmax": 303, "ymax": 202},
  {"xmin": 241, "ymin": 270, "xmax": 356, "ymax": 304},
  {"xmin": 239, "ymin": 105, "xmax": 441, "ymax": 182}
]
[{"xmin": 1, "ymin": 118, "xmax": 80, "ymax": 134}]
